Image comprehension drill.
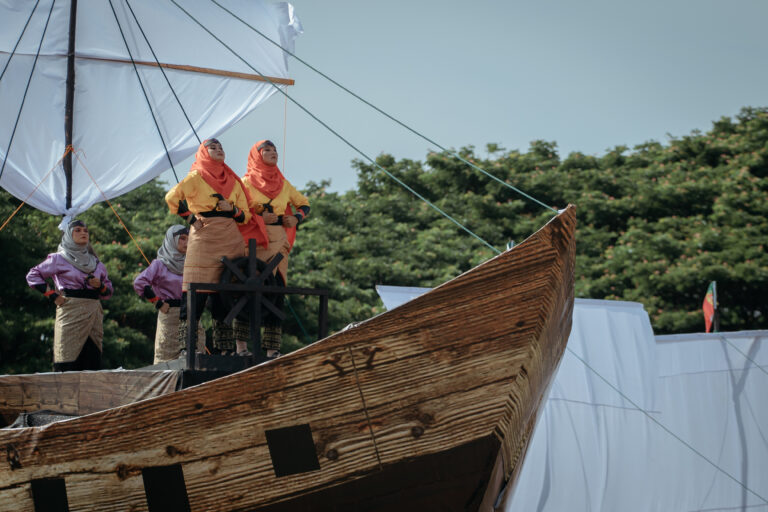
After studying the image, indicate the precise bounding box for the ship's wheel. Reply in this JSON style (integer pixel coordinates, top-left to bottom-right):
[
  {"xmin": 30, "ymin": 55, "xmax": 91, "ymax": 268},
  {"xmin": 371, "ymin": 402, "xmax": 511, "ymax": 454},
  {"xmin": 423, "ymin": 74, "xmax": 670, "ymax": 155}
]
[{"xmin": 218, "ymin": 252, "xmax": 286, "ymax": 326}]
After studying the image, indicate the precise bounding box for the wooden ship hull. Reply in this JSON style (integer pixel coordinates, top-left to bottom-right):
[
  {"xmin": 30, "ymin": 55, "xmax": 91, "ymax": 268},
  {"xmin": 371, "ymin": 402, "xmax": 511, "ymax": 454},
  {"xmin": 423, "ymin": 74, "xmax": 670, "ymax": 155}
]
[{"xmin": 0, "ymin": 206, "xmax": 576, "ymax": 511}]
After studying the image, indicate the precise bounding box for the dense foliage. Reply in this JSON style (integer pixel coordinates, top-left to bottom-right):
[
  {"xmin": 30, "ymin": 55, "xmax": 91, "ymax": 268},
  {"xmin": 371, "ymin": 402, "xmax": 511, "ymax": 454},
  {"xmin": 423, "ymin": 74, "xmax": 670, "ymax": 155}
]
[{"xmin": 1, "ymin": 107, "xmax": 765, "ymax": 373}]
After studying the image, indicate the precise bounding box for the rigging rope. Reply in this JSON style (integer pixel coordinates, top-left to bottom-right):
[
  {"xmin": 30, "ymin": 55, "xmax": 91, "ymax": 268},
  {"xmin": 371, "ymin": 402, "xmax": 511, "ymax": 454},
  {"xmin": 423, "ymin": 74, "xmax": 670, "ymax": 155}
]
[
  {"xmin": 71, "ymin": 149, "xmax": 151, "ymax": 266},
  {"xmin": 122, "ymin": 0, "xmax": 201, "ymax": 148},
  {"xmin": 0, "ymin": 0, "xmax": 41, "ymax": 84},
  {"xmin": 0, "ymin": 146, "xmax": 72, "ymax": 234},
  {"xmin": 0, "ymin": 0, "xmax": 55, "ymax": 183},
  {"xmin": 285, "ymin": 297, "xmax": 313, "ymax": 343},
  {"xmin": 168, "ymin": 0, "xmax": 500, "ymax": 254},
  {"xmin": 717, "ymin": 333, "xmax": 768, "ymax": 378},
  {"xmin": 106, "ymin": 0, "xmax": 180, "ymax": 184},
  {"xmin": 208, "ymin": 0, "xmax": 557, "ymax": 215},
  {"xmin": 566, "ymin": 346, "xmax": 768, "ymax": 506}
]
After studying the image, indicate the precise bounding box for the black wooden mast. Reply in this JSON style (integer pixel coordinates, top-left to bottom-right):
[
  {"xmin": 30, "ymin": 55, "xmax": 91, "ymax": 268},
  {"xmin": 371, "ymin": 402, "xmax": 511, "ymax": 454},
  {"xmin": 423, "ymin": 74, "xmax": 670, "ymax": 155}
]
[{"xmin": 64, "ymin": 0, "xmax": 77, "ymax": 209}]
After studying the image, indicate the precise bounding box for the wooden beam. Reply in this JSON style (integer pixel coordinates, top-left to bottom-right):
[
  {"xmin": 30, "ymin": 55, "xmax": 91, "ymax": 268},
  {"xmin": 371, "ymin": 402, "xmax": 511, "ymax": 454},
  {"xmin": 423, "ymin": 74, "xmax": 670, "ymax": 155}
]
[
  {"xmin": 78, "ymin": 55, "xmax": 295, "ymax": 85},
  {"xmin": 64, "ymin": 0, "xmax": 77, "ymax": 210}
]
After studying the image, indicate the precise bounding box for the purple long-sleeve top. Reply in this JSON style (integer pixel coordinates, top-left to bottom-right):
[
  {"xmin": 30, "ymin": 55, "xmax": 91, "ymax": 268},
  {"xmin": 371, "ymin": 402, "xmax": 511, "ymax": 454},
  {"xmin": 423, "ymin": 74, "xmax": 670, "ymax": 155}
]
[
  {"xmin": 133, "ymin": 259, "xmax": 183, "ymax": 301},
  {"xmin": 26, "ymin": 253, "xmax": 113, "ymax": 299}
]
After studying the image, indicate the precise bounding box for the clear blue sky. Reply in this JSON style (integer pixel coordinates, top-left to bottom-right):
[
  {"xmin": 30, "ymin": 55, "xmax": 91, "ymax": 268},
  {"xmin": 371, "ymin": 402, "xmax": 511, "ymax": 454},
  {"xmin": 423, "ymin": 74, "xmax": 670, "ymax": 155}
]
[{"xmin": 166, "ymin": 0, "xmax": 768, "ymax": 193}]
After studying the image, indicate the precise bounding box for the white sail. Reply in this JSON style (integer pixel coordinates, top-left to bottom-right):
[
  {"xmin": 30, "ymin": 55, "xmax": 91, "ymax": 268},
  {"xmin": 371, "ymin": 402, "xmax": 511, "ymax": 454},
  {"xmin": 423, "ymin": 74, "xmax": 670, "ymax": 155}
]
[{"xmin": 0, "ymin": 0, "xmax": 301, "ymax": 220}]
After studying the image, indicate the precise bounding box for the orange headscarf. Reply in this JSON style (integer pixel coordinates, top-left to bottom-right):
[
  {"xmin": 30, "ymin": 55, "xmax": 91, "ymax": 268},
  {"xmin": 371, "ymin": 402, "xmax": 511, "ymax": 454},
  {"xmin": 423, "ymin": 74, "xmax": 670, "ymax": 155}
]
[
  {"xmin": 191, "ymin": 139, "xmax": 238, "ymax": 199},
  {"xmin": 245, "ymin": 140, "xmax": 285, "ymax": 199},
  {"xmin": 190, "ymin": 139, "xmax": 268, "ymax": 248}
]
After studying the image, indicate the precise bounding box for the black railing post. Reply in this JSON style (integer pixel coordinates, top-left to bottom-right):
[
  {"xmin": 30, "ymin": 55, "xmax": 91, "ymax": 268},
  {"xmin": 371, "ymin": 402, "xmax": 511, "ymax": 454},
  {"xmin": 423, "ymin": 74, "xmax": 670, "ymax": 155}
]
[
  {"xmin": 186, "ymin": 289, "xmax": 198, "ymax": 369},
  {"xmin": 248, "ymin": 241, "xmax": 263, "ymax": 358}
]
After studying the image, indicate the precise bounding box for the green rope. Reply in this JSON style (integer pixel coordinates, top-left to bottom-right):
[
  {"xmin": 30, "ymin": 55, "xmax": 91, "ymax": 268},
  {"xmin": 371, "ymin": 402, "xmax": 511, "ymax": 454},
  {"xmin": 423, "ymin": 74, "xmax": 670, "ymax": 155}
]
[
  {"xmin": 717, "ymin": 333, "xmax": 768, "ymax": 378},
  {"xmin": 566, "ymin": 347, "xmax": 768, "ymax": 506},
  {"xmin": 169, "ymin": 0, "xmax": 501, "ymax": 255},
  {"xmin": 285, "ymin": 296, "xmax": 313, "ymax": 343},
  {"xmin": 208, "ymin": 0, "xmax": 557, "ymax": 215}
]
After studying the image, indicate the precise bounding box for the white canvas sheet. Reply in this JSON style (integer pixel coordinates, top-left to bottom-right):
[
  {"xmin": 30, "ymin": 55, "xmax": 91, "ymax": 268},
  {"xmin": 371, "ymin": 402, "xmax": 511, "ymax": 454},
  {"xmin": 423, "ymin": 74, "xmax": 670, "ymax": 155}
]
[
  {"xmin": 0, "ymin": 0, "xmax": 301, "ymax": 223},
  {"xmin": 505, "ymin": 308, "xmax": 768, "ymax": 511}
]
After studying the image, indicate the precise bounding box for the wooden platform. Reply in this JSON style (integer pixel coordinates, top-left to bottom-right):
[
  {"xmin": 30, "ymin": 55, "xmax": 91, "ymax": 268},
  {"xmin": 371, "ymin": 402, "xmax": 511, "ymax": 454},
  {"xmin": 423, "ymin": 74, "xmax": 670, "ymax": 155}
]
[{"xmin": 0, "ymin": 206, "xmax": 576, "ymax": 511}]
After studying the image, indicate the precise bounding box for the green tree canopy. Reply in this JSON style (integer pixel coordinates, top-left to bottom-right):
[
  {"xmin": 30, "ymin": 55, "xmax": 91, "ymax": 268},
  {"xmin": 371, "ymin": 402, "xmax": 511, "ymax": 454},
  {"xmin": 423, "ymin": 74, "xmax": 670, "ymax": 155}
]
[{"xmin": 1, "ymin": 107, "xmax": 765, "ymax": 374}]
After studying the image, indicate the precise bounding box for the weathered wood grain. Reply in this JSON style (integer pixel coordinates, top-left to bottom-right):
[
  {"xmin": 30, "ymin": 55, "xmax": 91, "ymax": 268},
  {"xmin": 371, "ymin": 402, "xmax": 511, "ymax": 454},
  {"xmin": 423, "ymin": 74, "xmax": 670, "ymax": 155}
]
[{"xmin": 0, "ymin": 206, "xmax": 576, "ymax": 511}]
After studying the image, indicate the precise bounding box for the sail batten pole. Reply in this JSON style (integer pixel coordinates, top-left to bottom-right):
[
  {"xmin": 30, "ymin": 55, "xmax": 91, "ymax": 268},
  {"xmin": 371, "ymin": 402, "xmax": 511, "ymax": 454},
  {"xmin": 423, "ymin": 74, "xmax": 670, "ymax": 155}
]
[
  {"xmin": 63, "ymin": 0, "xmax": 77, "ymax": 210},
  {"xmin": 77, "ymin": 55, "xmax": 295, "ymax": 85}
]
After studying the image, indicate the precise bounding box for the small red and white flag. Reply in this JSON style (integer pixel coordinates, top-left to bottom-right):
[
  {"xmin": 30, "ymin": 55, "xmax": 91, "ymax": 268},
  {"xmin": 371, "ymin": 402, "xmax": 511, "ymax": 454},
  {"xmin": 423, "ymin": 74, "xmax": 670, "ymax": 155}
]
[{"xmin": 702, "ymin": 281, "xmax": 717, "ymax": 333}]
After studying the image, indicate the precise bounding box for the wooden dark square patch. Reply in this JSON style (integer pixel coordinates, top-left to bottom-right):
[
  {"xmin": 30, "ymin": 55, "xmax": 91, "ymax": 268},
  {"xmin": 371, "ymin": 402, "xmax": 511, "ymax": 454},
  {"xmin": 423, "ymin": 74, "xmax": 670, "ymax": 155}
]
[
  {"xmin": 265, "ymin": 423, "xmax": 321, "ymax": 477},
  {"xmin": 142, "ymin": 464, "xmax": 191, "ymax": 512},
  {"xmin": 31, "ymin": 478, "xmax": 69, "ymax": 512}
]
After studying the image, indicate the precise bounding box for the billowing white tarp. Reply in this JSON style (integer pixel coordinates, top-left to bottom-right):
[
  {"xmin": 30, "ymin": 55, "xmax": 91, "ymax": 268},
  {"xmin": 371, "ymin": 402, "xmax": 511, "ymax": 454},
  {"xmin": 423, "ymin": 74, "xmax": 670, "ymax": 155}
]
[
  {"xmin": 375, "ymin": 288, "xmax": 768, "ymax": 511},
  {"xmin": 504, "ymin": 302, "xmax": 768, "ymax": 512},
  {"xmin": 0, "ymin": 0, "xmax": 301, "ymax": 222}
]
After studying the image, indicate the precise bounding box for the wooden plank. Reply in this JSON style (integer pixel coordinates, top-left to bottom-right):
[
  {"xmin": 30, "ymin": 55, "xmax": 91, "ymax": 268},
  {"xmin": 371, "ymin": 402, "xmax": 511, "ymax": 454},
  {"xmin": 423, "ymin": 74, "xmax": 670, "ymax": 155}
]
[
  {"xmin": 0, "ymin": 485, "xmax": 34, "ymax": 512},
  {"xmin": 78, "ymin": 56, "xmax": 295, "ymax": 85},
  {"xmin": 0, "ymin": 350, "xmax": 380, "ymax": 511}
]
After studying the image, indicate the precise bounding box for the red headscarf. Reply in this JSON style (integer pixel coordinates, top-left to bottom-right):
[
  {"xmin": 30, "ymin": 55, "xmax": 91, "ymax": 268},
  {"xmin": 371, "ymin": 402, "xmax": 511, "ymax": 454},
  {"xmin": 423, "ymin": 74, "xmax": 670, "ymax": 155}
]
[
  {"xmin": 191, "ymin": 139, "xmax": 238, "ymax": 199},
  {"xmin": 245, "ymin": 140, "xmax": 285, "ymax": 199}
]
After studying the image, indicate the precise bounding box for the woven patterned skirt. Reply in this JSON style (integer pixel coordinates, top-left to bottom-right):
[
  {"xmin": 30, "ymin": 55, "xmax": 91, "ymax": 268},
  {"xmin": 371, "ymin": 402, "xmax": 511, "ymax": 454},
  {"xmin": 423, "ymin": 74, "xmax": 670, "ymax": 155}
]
[
  {"xmin": 255, "ymin": 224, "xmax": 291, "ymax": 283},
  {"xmin": 154, "ymin": 307, "xmax": 205, "ymax": 363},
  {"xmin": 183, "ymin": 216, "xmax": 245, "ymax": 292},
  {"xmin": 54, "ymin": 297, "xmax": 103, "ymax": 363}
]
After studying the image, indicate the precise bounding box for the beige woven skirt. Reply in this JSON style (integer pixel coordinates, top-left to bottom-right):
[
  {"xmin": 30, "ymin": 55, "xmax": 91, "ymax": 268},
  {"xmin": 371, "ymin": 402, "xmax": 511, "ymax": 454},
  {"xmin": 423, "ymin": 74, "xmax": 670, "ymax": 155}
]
[
  {"xmin": 54, "ymin": 297, "xmax": 103, "ymax": 363},
  {"xmin": 183, "ymin": 216, "xmax": 245, "ymax": 291},
  {"xmin": 154, "ymin": 307, "xmax": 205, "ymax": 363},
  {"xmin": 255, "ymin": 225, "xmax": 291, "ymax": 283}
]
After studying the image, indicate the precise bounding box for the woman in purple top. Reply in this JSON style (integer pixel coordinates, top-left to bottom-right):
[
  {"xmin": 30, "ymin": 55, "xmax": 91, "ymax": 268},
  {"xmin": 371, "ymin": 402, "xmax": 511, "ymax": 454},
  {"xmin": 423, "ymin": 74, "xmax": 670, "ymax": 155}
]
[
  {"xmin": 133, "ymin": 225, "xmax": 204, "ymax": 363},
  {"xmin": 26, "ymin": 219, "xmax": 113, "ymax": 372}
]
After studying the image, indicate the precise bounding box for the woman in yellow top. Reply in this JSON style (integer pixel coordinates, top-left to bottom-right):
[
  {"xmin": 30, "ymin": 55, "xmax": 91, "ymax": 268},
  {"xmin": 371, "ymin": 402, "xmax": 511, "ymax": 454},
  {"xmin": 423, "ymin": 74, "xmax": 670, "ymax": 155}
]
[
  {"xmin": 165, "ymin": 138, "xmax": 251, "ymax": 349},
  {"xmin": 238, "ymin": 139, "xmax": 310, "ymax": 358}
]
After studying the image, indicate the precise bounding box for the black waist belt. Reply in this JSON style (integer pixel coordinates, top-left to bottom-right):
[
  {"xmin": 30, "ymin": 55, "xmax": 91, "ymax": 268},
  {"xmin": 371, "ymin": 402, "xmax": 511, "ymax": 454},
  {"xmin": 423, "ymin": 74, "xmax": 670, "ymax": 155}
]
[
  {"xmin": 267, "ymin": 215, "xmax": 284, "ymax": 226},
  {"xmin": 166, "ymin": 299, "xmax": 182, "ymax": 308},
  {"xmin": 62, "ymin": 289, "xmax": 99, "ymax": 299},
  {"xmin": 198, "ymin": 210, "xmax": 233, "ymax": 218}
]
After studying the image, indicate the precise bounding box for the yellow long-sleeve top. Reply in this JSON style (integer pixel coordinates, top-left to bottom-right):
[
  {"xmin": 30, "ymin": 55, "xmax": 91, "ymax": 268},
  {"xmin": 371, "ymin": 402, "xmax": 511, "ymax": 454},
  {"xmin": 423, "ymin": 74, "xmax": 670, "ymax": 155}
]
[
  {"xmin": 165, "ymin": 170, "xmax": 251, "ymax": 224},
  {"xmin": 242, "ymin": 179, "xmax": 310, "ymax": 218}
]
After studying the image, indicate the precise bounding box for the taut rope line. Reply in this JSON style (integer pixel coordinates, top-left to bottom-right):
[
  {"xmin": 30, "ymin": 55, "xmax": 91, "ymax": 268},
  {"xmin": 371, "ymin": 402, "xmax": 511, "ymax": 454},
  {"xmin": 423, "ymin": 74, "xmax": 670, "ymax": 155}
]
[
  {"xmin": 208, "ymin": 0, "xmax": 557, "ymax": 214},
  {"xmin": 0, "ymin": 0, "xmax": 55, "ymax": 183},
  {"xmin": 169, "ymin": 0, "xmax": 501, "ymax": 254},
  {"xmin": 107, "ymin": 0, "xmax": 180, "ymax": 184},
  {"xmin": 567, "ymin": 346, "xmax": 768, "ymax": 506},
  {"xmin": 0, "ymin": 146, "xmax": 72, "ymax": 234},
  {"xmin": 71, "ymin": 149, "xmax": 152, "ymax": 266},
  {"xmin": 123, "ymin": 0, "xmax": 201, "ymax": 148}
]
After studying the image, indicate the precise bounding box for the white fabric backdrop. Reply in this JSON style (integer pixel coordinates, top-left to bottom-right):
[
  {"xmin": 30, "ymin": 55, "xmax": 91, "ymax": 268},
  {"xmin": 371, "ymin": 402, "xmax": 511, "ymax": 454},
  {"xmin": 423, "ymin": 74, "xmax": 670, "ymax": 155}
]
[
  {"xmin": 0, "ymin": 0, "xmax": 301, "ymax": 222},
  {"xmin": 504, "ymin": 302, "xmax": 768, "ymax": 511}
]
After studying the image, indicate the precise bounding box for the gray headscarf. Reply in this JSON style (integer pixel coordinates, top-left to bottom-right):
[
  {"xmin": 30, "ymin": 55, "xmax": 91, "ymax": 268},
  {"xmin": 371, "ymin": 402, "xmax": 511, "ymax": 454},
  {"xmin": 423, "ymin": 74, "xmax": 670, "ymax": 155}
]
[
  {"xmin": 157, "ymin": 225, "xmax": 188, "ymax": 275},
  {"xmin": 57, "ymin": 219, "xmax": 99, "ymax": 274}
]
